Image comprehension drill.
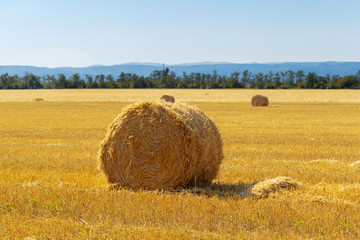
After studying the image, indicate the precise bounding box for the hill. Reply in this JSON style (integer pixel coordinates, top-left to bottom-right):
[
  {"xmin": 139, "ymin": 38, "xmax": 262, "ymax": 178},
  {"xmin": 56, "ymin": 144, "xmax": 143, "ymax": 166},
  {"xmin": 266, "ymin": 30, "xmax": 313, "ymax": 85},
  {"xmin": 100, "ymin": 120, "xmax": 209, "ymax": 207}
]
[{"xmin": 1, "ymin": 62, "xmax": 360, "ymax": 77}]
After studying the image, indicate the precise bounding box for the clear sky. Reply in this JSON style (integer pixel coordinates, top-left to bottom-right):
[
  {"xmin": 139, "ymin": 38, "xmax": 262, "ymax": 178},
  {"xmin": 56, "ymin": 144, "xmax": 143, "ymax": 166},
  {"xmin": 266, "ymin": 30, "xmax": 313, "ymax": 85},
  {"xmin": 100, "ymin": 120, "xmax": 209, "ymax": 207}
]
[{"xmin": 1, "ymin": 0, "xmax": 360, "ymax": 67}]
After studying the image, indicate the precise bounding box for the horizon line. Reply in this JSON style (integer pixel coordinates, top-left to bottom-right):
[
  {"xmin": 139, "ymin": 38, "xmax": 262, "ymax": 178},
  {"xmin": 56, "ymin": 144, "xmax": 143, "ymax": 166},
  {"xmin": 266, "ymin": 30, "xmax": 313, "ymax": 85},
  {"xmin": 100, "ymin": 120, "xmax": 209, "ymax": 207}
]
[{"xmin": 1, "ymin": 60, "xmax": 360, "ymax": 69}]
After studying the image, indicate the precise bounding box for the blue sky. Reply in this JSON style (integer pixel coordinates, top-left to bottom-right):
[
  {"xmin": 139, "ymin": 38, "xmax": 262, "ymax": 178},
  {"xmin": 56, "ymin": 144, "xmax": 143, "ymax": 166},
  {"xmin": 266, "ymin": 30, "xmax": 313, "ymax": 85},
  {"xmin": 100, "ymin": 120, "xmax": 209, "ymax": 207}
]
[{"xmin": 1, "ymin": 0, "xmax": 359, "ymax": 67}]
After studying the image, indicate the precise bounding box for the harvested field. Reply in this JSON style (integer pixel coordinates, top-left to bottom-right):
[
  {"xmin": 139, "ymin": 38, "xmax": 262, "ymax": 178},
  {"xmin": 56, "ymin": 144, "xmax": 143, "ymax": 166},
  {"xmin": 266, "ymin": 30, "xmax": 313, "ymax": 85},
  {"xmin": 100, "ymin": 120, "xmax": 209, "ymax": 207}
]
[
  {"xmin": 0, "ymin": 89, "xmax": 360, "ymax": 239},
  {"xmin": 0, "ymin": 89, "xmax": 360, "ymax": 103}
]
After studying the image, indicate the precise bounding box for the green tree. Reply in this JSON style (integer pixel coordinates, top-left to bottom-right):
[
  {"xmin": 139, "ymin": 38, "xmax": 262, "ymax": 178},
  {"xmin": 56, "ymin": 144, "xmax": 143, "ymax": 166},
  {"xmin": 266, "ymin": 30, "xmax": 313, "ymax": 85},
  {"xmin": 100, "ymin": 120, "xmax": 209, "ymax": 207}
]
[
  {"xmin": 207, "ymin": 70, "xmax": 219, "ymax": 88},
  {"xmin": 22, "ymin": 73, "xmax": 42, "ymax": 89},
  {"xmin": 228, "ymin": 71, "xmax": 241, "ymax": 88},
  {"xmin": 295, "ymin": 70, "xmax": 305, "ymax": 88},
  {"xmin": 280, "ymin": 71, "xmax": 286, "ymax": 84},
  {"xmin": 0, "ymin": 74, "xmax": 21, "ymax": 89},
  {"xmin": 152, "ymin": 70, "xmax": 162, "ymax": 80},
  {"xmin": 160, "ymin": 69, "xmax": 176, "ymax": 88},
  {"xmin": 286, "ymin": 70, "xmax": 295, "ymax": 87},
  {"xmin": 255, "ymin": 72, "xmax": 265, "ymax": 89},
  {"xmin": 274, "ymin": 72, "xmax": 281, "ymax": 88},
  {"xmin": 264, "ymin": 71, "xmax": 275, "ymax": 89},
  {"xmin": 129, "ymin": 74, "xmax": 142, "ymax": 88},
  {"xmin": 42, "ymin": 75, "xmax": 57, "ymax": 89},
  {"xmin": 116, "ymin": 72, "xmax": 129, "ymax": 88},
  {"xmin": 86, "ymin": 74, "xmax": 98, "ymax": 88},
  {"xmin": 337, "ymin": 75, "xmax": 359, "ymax": 89},
  {"xmin": 106, "ymin": 74, "xmax": 117, "ymax": 88},
  {"xmin": 8, "ymin": 75, "xmax": 21, "ymax": 89},
  {"xmin": 137, "ymin": 76, "xmax": 148, "ymax": 88},
  {"xmin": 68, "ymin": 73, "xmax": 82, "ymax": 88},
  {"xmin": 305, "ymin": 72, "xmax": 318, "ymax": 89},
  {"xmin": 317, "ymin": 75, "xmax": 329, "ymax": 89},
  {"xmin": 241, "ymin": 70, "xmax": 250, "ymax": 87},
  {"xmin": 327, "ymin": 74, "xmax": 340, "ymax": 89},
  {"xmin": 248, "ymin": 79, "xmax": 255, "ymax": 88},
  {"xmin": 0, "ymin": 73, "xmax": 9, "ymax": 89},
  {"xmin": 96, "ymin": 74, "xmax": 106, "ymax": 88},
  {"xmin": 58, "ymin": 74, "xmax": 68, "ymax": 88}
]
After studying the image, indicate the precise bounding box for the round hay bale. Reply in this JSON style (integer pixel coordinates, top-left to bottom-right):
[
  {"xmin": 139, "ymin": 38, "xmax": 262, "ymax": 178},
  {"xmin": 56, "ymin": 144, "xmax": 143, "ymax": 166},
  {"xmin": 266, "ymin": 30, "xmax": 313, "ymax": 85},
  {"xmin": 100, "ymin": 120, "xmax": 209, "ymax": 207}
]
[
  {"xmin": 250, "ymin": 176, "xmax": 301, "ymax": 198},
  {"xmin": 98, "ymin": 100, "xmax": 223, "ymax": 190},
  {"xmin": 251, "ymin": 94, "xmax": 269, "ymax": 107},
  {"xmin": 160, "ymin": 95, "xmax": 175, "ymax": 103},
  {"xmin": 33, "ymin": 98, "xmax": 44, "ymax": 102}
]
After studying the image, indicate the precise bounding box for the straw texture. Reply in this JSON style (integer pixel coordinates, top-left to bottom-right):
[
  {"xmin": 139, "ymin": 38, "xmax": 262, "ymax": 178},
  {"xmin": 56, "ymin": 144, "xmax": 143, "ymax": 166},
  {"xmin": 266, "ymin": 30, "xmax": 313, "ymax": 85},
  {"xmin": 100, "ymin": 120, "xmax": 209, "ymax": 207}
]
[
  {"xmin": 251, "ymin": 176, "xmax": 301, "ymax": 198},
  {"xmin": 350, "ymin": 160, "xmax": 360, "ymax": 168},
  {"xmin": 98, "ymin": 100, "xmax": 223, "ymax": 190},
  {"xmin": 251, "ymin": 94, "xmax": 269, "ymax": 106}
]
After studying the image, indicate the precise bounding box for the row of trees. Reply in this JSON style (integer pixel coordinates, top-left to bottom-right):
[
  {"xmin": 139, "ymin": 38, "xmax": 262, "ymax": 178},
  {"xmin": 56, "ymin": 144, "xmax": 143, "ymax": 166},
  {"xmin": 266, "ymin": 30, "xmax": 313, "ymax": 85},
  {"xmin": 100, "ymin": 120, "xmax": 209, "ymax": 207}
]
[{"xmin": 1, "ymin": 68, "xmax": 360, "ymax": 89}]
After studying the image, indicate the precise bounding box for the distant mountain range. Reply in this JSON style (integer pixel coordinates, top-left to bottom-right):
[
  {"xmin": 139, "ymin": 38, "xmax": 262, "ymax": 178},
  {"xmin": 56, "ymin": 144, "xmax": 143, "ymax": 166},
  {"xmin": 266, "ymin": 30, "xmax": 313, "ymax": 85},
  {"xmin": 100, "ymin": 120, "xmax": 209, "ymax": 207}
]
[{"xmin": 1, "ymin": 62, "xmax": 360, "ymax": 78}]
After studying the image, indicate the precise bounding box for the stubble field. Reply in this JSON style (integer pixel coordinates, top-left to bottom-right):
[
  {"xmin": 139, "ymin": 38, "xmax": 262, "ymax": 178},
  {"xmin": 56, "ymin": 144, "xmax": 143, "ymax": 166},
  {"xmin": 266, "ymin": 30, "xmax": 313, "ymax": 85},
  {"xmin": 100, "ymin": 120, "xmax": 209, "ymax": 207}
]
[{"xmin": 0, "ymin": 89, "xmax": 360, "ymax": 239}]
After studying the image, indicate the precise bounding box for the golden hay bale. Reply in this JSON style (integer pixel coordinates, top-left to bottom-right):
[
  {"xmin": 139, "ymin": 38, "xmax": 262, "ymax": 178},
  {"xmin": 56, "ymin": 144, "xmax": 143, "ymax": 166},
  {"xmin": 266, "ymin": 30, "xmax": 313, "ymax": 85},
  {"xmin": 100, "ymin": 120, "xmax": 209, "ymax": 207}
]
[
  {"xmin": 250, "ymin": 176, "xmax": 301, "ymax": 198},
  {"xmin": 160, "ymin": 95, "xmax": 175, "ymax": 103},
  {"xmin": 251, "ymin": 94, "xmax": 269, "ymax": 107},
  {"xmin": 32, "ymin": 98, "xmax": 44, "ymax": 102},
  {"xmin": 98, "ymin": 100, "xmax": 223, "ymax": 190},
  {"xmin": 350, "ymin": 160, "xmax": 360, "ymax": 168}
]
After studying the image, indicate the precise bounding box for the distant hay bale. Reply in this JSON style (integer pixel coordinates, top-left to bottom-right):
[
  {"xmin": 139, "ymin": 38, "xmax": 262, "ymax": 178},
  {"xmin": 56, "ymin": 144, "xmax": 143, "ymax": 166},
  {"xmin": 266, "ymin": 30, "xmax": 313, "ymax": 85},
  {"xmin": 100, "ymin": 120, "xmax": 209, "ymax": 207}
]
[
  {"xmin": 33, "ymin": 98, "xmax": 44, "ymax": 102},
  {"xmin": 98, "ymin": 100, "xmax": 223, "ymax": 190},
  {"xmin": 350, "ymin": 160, "xmax": 360, "ymax": 168},
  {"xmin": 251, "ymin": 94, "xmax": 269, "ymax": 107},
  {"xmin": 251, "ymin": 176, "xmax": 301, "ymax": 198},
  {"xmin": 160, "ymin": 95, "xmax": 175, "ymax": 103}
]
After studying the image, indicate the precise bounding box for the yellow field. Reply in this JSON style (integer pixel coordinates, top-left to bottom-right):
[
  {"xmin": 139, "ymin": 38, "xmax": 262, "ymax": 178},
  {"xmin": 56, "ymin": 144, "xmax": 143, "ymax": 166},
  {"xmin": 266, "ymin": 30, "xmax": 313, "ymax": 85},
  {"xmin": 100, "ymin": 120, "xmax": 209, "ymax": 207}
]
[
  {"xmin": 0, "ymin": 89, "xmax": 359, "ymax": 239},
  {"xmin": 1, "ymin": 89, "xmax": 360, "ymax": 103}
]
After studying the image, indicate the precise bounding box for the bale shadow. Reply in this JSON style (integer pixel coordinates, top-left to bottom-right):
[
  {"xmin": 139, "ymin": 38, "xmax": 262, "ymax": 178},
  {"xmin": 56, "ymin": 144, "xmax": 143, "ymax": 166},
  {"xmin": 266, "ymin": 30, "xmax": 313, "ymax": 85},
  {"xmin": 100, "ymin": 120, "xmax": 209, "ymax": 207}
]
[
  {"xmin": 178, "ymin": 181, "xmax": 259, "ymax": 198},
  {"xmin": 108, "ymin": 181, "xmax": 259, "ymax": 199}
]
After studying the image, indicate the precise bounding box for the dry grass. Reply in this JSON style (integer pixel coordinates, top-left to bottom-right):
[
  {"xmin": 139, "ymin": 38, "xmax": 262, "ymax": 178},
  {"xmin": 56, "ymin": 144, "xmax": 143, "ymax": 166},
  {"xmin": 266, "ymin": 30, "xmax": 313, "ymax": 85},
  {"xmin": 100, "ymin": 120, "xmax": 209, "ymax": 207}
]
[
  {"xmin": 1, "ymin": 89, "xmax": 360, "ymax": 103},
  {"xmin": 0, "ymin": 89, "xmax": 360, "ymax": 239},
  {"xmin": 250, "ymin": 176, "xmax": 301, "ymax": 198},
  {"xmin": 351, "ymin": 160, "xmax": 360, "ymax": 168}
]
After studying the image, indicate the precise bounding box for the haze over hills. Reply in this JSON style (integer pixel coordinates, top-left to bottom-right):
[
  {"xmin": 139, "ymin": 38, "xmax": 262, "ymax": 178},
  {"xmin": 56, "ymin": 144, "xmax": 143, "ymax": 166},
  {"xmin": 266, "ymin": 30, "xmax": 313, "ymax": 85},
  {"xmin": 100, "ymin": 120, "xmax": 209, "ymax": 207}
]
[{"xmin": 1, "ymin": 62, "xmax": 360, "ymax": 78}]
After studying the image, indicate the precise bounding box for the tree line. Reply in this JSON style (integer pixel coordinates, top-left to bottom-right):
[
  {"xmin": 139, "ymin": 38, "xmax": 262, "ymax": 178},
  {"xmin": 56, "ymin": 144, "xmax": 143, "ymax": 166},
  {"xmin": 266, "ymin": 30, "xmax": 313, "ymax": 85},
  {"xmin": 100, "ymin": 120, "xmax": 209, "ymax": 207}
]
[{"xmin": 1, "ymin": 68, "xmax": 360, "ymax": 89}]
